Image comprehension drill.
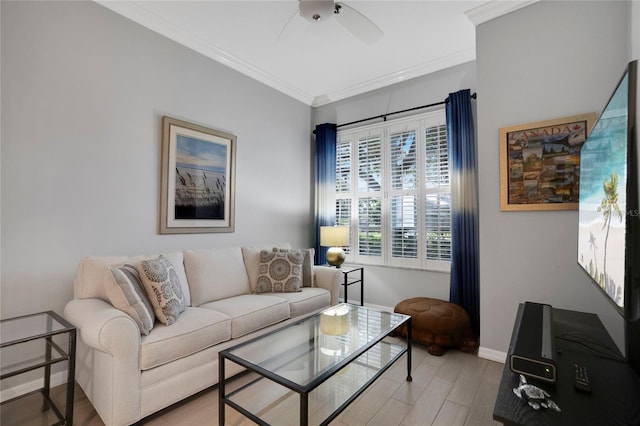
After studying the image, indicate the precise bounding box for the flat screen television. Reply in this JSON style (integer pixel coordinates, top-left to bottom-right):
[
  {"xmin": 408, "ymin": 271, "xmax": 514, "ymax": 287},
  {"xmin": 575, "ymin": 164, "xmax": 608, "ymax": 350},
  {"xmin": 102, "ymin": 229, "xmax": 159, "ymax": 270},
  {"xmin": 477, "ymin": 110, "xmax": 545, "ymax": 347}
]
[{"xmin": 577, "ymin": 59, "xmax": 639, "ymax": 375}]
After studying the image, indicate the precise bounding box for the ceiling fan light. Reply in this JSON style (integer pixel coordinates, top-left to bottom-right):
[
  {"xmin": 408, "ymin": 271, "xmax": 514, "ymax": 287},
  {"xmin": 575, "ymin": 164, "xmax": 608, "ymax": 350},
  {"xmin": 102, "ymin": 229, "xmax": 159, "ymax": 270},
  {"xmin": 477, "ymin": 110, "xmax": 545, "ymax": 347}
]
[{"xmin": 299, "ymin": 1, "xmax": 335, "ymax": 23}]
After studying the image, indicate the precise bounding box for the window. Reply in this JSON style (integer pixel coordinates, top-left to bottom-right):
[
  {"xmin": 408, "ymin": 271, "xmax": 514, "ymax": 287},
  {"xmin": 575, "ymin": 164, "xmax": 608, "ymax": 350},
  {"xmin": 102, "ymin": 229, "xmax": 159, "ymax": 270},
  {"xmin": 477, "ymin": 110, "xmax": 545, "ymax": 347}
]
[{"xmin": 336, "ymin": 110, "xmax": 450, "ymax": 271}]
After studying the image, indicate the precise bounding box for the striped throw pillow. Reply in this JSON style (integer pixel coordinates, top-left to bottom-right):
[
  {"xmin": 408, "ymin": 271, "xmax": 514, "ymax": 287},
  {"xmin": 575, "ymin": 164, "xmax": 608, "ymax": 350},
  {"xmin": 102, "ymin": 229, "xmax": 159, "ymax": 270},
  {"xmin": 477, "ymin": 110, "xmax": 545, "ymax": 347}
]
[{"xmin": 107, "ymin": 264, "xmax": 156, "ymax": 335}]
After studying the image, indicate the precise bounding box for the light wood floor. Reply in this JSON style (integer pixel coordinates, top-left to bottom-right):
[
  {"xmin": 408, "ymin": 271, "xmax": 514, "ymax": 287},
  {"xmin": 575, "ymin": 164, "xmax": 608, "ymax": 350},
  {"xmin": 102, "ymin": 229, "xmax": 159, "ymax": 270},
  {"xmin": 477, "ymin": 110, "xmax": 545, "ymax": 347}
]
[{"xmin": 1, "ymin": 344, "xmax": 504, "ymax": 426}]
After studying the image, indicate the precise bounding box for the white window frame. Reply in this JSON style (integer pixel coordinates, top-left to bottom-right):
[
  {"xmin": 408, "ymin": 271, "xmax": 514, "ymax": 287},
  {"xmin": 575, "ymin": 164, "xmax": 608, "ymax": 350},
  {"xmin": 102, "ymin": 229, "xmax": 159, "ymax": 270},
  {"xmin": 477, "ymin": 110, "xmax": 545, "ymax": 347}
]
[{"xmin": 336, "ymin": 110, "xmax": 451, "ymax": 272}]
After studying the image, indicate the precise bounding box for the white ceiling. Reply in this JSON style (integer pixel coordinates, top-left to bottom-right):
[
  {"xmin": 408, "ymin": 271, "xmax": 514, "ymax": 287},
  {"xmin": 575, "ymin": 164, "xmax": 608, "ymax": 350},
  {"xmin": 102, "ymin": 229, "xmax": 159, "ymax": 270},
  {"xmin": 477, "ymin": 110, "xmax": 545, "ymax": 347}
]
[{"xmin": 97, "ymin": 1, "xmax": 536, "ymax": 107}]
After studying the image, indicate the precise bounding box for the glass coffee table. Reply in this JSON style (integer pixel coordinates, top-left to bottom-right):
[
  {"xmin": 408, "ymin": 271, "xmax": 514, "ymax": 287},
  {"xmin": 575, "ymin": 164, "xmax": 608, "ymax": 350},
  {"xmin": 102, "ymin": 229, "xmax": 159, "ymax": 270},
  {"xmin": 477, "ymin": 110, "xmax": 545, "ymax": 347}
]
[{"xmin": 219, "ymin": 303, "xmax": 412, "ymax": 426}]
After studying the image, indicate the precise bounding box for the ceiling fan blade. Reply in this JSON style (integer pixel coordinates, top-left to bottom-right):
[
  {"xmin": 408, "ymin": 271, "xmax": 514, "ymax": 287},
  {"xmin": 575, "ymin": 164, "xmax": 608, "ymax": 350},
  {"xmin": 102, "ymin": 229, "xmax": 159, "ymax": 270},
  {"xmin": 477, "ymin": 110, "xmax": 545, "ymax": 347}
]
[
  {"xmin": 275, "ymin": 8, "xmax": 300, "ymax": 45},
  {"xmin": 334, "ymin": 2, "xmax": 382, "ymax": 44}
]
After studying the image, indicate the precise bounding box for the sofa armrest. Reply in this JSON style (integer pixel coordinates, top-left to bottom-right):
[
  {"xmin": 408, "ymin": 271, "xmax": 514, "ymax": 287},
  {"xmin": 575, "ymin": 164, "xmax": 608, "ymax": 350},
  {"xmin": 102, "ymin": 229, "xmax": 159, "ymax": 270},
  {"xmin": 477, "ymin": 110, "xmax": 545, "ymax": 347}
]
[
  {"xmin": 64, "ymin": 298, "xmax": 143, "ymax": 426},
  {"xmin": 313, "ymin": 266, "xmax": 342, "ymax": 305},
  {"xmin": 64, "ymin": 298, "xmax": 140, "ymax": 357}
]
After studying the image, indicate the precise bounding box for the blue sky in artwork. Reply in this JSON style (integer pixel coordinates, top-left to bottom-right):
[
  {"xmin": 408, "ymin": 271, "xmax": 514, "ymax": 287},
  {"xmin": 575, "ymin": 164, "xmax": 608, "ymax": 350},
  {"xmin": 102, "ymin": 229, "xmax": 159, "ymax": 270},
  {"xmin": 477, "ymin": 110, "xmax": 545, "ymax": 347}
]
[{"xmin": 176, "ymin": 135, "xmax": 227, "ymax": 172}]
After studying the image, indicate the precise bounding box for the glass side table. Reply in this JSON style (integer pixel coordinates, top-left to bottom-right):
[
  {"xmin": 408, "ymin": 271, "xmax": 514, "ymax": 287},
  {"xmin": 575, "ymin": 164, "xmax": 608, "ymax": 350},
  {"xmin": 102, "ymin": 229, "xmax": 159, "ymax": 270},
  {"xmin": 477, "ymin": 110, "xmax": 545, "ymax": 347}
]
[
  {"xmin": 340, "ymin": 266, "xmax": 364, "ymax": 306},
  {"xmin": 0, "ymin": 311, "xmax": 76, "ymax": 426}
]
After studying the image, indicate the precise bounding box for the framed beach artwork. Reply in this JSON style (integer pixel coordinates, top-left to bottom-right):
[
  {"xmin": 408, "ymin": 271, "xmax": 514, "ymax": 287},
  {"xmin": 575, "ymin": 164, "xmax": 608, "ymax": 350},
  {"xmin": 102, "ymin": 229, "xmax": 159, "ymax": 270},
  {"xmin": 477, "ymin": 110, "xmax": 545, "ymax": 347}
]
[
  {"xmin": 499, "ymin": 113, "xmax": 596, "ymax": 211},
  {"xmin": 160, "ymin": 116, "xmax": 236, "ymax": 234}
]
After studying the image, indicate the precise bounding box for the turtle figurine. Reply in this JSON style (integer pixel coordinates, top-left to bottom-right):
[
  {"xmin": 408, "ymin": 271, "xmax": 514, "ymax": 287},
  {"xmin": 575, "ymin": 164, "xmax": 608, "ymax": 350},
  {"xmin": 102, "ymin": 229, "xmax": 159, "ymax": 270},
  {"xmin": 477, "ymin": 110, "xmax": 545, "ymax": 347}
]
[{"xmin": 513, "ymin": 374, "xmax": 561, "ymax": 412}]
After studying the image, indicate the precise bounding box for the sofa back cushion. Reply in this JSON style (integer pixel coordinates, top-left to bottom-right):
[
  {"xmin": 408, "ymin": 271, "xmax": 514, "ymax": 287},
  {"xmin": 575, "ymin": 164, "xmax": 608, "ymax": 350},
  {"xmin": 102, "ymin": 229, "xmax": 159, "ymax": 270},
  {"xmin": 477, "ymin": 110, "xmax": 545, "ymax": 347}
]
[
  {"xmin": 183, "ymin": 247, "xmax": 251, "ymax": 306},
  {"xmin": 75, "ymin": 252, "xmax": 191, "ymax": 306},
  {"xmin": 75, "ymin": 255, "xmax": 128, "ymax": 302}
]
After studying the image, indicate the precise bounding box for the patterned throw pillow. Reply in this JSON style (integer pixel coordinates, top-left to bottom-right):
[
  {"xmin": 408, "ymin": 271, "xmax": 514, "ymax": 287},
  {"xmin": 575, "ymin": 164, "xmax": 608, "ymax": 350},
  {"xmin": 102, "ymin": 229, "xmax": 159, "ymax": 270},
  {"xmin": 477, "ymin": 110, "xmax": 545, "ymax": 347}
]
[
  {"xmin": 137, "ymin": 255, "xmax": 186, "ymax": 325},
  {"xmin": 107, "ymin": 264, "xmax": 156, "ymax": 335},
  {"xmin": 273, "ymin": 248, "xmax": 315, "ymax": 287},
  {"xmin": 256, "ymin": 250, "xmax": 304, "ymax": 293}
]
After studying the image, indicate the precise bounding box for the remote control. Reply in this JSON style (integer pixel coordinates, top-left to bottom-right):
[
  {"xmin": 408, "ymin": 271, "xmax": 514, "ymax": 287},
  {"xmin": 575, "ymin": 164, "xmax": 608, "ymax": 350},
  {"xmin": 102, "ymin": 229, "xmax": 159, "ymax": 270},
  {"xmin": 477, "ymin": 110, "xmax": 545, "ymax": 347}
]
[{"xmin": 574, "ymin": 364, "xmax": 591, "ymax": 393}]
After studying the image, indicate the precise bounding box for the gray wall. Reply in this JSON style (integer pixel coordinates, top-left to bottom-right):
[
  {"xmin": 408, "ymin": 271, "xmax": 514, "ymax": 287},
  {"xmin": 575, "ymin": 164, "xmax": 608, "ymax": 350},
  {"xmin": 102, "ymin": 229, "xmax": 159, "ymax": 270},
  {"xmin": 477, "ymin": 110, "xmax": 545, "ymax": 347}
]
[
  {"xmin": 313, "ymin": 61, "xmax": 477, "ymax": 309},
  {"xmin": 1, "ymin": 1, "xmax": 313, "ymax": 320},
  {"xmin": 476, "ymin": 1, "xmax": 631, "ymax": 356}
]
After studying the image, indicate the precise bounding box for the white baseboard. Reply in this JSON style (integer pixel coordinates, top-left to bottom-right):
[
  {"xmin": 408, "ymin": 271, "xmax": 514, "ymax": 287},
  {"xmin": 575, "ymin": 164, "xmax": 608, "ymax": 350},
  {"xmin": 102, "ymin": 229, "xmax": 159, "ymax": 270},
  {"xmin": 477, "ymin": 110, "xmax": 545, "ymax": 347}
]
[
  {"xmin": 478, "ymin": 346, "xmax": 507, "ymax": 363},
  {"xmin": 0, "ymin": 370, "xmax": 68, "ymax": 403}
]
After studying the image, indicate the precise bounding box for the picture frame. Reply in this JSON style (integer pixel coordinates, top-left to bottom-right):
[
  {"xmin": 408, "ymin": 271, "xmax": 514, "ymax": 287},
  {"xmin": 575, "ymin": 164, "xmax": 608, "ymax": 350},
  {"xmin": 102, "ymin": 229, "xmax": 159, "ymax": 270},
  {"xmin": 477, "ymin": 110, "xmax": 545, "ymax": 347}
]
[
  {"xmin": 499, "ymin": 113, "xmax": 596, "ymax": 211},
  {"xmin": 160, "ymin": 116, "xmax": 236, "ymax": 234}
]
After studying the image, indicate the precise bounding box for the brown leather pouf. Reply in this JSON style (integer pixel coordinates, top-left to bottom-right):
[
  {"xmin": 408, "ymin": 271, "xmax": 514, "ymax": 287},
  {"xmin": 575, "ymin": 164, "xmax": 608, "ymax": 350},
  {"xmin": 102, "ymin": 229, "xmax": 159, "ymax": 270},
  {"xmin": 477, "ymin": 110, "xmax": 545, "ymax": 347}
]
[{"xmin": 393, "ymin": 297, "xmax": 479, "ymax": 356}]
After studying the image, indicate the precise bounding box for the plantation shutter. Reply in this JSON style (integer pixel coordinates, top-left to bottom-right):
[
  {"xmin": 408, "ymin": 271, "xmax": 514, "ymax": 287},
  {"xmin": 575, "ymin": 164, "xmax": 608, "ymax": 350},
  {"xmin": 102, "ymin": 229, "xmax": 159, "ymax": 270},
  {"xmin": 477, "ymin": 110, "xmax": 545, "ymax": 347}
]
[
  {"xmin": 334, "ymin": 110, "xmax": 451, "ymax": 272},
  {"xmin": 424, "ymin": 123, "xmax": 452, "ymax": 263},
  {"xmin": 336, "ymin": 140, "xmax": 353, "ymax": 256},
  {"xmin": 357, "ymin": 135, "xmax": 383, "ymax": 260},
  {"xmin": 389, "ymin": 124, "xmax": 421, "ymax": 268}
]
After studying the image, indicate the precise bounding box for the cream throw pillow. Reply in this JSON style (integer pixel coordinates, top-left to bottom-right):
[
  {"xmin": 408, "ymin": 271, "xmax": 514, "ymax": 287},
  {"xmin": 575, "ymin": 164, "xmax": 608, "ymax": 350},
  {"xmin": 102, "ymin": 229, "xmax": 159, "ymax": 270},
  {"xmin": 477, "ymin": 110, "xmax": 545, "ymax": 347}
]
[
  {"xmin": 256, "ymin": 250, "xmax": 304, "ymax": 293},
  {"xmin": 138, "ymin": 255, "xmax": 186, "ymax": 325}
]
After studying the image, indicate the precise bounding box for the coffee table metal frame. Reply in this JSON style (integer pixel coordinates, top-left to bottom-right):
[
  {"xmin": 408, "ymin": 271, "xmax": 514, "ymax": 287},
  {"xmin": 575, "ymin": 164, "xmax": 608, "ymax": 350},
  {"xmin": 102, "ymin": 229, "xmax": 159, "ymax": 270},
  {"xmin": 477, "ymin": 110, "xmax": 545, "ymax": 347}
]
[{"xmin": 218, "ymin": 304, "xmax": 412, "ymax": 426}]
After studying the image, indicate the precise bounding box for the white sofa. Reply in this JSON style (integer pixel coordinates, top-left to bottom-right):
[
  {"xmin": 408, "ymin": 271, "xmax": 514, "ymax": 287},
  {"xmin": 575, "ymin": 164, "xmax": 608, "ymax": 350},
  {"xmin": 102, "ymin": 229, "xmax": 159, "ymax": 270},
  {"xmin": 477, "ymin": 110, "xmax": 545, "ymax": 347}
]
[{"xmin": 63, "ymin": 244, "xmax": 341, "ymax": 426}]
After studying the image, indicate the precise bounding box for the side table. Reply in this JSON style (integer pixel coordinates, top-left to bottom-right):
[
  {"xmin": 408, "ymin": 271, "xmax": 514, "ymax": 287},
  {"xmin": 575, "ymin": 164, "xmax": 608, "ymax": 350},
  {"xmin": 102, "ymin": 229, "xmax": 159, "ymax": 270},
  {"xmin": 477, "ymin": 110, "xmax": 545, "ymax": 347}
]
[
  {"xmin": 0, "ymin": 311, "xmax": 76, "ymax": 426},
  {"xmin": 340, "ymin": 266, "xmax": 364, "ymax": 306}
]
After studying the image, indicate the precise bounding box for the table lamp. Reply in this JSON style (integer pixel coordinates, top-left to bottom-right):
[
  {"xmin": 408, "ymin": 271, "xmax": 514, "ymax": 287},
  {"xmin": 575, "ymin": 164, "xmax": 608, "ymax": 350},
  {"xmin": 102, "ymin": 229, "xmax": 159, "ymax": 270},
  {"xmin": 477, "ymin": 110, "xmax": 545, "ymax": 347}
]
[{"xmin": 320, "ymin": 225, "xmax": 349, "ymax": 268}]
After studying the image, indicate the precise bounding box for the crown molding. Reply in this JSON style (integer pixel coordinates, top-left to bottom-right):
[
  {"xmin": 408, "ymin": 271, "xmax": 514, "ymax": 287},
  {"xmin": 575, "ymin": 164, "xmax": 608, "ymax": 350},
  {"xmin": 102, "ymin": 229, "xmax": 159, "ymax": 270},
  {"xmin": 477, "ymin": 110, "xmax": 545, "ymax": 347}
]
[
  {"xmin": 95, "ymin": 1, "xmax": 516, "ymax": 108},
  {"xmin": 96, "ymin": 1, "xmax": 316, "ymax": 105},
  {"xmin": 465, "ymin": 0, "xmax": 540, "ymax": 26},
  {"xmin": 311, "ymin": 47, "xmax": 476, "ymax": 107}
]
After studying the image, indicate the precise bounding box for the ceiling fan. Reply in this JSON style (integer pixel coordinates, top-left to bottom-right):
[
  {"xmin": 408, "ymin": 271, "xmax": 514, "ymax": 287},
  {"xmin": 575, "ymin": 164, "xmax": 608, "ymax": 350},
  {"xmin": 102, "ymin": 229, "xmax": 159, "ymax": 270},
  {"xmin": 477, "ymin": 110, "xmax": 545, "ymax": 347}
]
[{"xmin": 280, "ymin": 0, "xmax": 383, "ymax": 45}]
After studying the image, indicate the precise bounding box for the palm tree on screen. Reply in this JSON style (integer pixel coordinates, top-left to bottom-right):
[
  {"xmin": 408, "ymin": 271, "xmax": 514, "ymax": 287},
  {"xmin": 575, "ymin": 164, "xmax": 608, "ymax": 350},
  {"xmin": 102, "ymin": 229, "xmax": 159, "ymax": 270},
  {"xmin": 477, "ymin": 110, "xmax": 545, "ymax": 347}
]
[{"xmin": 598, "ymin": 172, "xmax": 622, "ymax": 293}]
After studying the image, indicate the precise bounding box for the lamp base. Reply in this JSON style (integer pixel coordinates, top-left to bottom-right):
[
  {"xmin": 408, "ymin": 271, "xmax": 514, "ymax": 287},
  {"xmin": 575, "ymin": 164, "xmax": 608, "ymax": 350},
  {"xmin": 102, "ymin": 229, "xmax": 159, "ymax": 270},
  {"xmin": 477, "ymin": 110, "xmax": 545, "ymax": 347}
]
[{"xmin": 326, "ymin": 247, "xmax": 345, "ymax": 268}]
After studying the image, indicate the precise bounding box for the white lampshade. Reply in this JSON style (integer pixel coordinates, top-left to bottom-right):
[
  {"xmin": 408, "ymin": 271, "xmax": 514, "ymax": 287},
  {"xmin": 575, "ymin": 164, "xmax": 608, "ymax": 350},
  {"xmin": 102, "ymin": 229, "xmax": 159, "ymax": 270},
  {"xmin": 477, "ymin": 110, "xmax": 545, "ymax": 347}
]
[
  {"xmin": 320, "ymin": 305, "xmax": 350, "ymax": 336},
  {"xmin": 320, "ymin": 226, "xmax": 349, "ymax": 247}
]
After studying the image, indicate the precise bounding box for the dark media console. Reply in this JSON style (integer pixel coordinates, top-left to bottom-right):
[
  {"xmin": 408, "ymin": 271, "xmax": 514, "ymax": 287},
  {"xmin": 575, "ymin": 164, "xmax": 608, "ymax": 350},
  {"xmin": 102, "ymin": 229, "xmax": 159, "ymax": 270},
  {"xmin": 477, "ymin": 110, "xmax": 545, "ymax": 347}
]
[{"xmin": 494, "ymin": 304, "xmax": 640, "ymax": 425}]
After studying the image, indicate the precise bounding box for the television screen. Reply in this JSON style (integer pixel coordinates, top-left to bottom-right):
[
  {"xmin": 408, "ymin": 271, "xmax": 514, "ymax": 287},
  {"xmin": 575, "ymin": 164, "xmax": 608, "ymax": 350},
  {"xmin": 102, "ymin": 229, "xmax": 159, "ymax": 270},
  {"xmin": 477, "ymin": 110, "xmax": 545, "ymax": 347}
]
[{"xmin": 577, "ymin": 64, "xmax": 633, "ymax": 316}]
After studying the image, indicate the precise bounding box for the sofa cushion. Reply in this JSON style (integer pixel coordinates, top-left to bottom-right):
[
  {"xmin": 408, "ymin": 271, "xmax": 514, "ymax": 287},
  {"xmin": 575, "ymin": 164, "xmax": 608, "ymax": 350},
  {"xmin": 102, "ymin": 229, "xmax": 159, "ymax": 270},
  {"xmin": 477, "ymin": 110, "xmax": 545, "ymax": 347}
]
[
  {"xmin": 76, "ymin": 255, "xmax": 128, "ymax": 302},
  {"xmin": 256, "ymin": 250, "xmax": 304, "ymax": 293},
  {"xmin": 199, "ymin": 294, "xmax": 290, "ymax": 338},
  {"xmin": 263, "ymin": 287, "xmax": 331, "ymax": 317},
  {"xmin": 241, "ymin": 243, "xmax": 292, "ymax": 292},
  {"xmin": 75, "ymin": 252, "xmax": 191, "ymax": 306},
  {"xmin": 273, "ymin": 247, "xmax": 315, "ymax": 287},
  {"xmin": 183, "ymin": 247, "xmax": 251, "ymax": 306},
  {"xmin": 140, "ymin": 307, "xmax": 231, "ymax": 370},
  {"xmin": 138, "ymin": 255, "xmax": 186, "ymax": 325},
  {"xmin": 107, "ymin": 264, "xmax": 156, "ymax": 335}
]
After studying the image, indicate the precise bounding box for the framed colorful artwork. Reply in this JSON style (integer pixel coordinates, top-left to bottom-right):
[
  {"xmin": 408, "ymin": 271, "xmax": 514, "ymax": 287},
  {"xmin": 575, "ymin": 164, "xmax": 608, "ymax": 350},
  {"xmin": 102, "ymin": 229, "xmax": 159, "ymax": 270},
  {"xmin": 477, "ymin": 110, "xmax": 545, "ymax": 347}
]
[{"xmin": 499, "ymin": 113, "xmax": 596, "ymax": 211}]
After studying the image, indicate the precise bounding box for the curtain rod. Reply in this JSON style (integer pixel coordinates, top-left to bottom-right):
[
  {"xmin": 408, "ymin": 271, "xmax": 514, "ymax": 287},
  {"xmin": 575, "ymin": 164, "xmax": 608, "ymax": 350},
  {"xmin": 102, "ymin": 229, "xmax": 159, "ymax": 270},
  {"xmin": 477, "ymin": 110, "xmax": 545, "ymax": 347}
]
[{"xmin": 335, "ymin": 92, "xmax": 477, "ymax": 129}]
